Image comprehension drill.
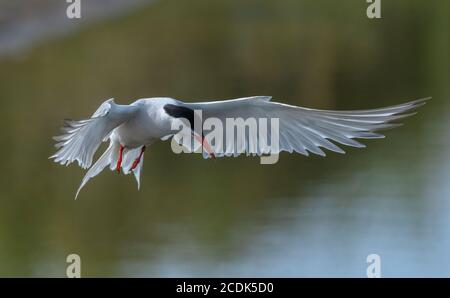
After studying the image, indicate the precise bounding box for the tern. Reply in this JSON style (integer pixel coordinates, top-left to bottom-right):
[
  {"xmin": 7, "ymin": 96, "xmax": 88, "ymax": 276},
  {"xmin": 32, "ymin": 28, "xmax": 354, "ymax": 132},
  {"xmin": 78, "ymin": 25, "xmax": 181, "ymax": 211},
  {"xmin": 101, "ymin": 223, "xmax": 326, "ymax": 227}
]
[{"xmin": 50, "ymin": 96, "xmax": 429, "ymax": 198}]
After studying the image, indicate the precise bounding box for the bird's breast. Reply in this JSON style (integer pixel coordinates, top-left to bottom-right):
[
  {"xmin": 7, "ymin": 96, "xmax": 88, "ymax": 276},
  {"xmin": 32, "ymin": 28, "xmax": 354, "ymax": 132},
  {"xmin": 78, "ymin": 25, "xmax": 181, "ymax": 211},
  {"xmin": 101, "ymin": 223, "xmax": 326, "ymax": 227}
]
[{"xmin": 114, "ymin": 108, "xmax": 172, "ymax": 148}]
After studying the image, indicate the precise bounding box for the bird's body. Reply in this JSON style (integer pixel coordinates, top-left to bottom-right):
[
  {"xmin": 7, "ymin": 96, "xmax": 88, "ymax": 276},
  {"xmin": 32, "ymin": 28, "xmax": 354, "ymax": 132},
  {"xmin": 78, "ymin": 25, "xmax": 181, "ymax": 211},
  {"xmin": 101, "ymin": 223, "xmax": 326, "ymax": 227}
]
[
  {"xmin": 51, "ymin": 96, "xmax": 430, "ymax": 198},
  {"xmin": 112, "ymin": 98, "xmax": 176, "ymax": 148}
]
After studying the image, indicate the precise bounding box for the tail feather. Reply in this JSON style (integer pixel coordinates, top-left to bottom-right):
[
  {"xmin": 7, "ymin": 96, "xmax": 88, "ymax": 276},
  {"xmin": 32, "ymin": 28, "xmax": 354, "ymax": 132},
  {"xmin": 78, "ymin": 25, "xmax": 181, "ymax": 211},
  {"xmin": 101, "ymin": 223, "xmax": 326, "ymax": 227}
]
[
  {"xmin": 121, "ymin": 147, "xmax": 145, "ymax": 189},
  {"xmin": 75, "ymin": 143, "xmax": 145, "ymax": 199},
  {"xmin": 75, "ymin": 143, "xmax": 114, "ymax": 199},
  {"xmin": 132, "ymin": 155, "xmax": 144, "ymax": 190}
]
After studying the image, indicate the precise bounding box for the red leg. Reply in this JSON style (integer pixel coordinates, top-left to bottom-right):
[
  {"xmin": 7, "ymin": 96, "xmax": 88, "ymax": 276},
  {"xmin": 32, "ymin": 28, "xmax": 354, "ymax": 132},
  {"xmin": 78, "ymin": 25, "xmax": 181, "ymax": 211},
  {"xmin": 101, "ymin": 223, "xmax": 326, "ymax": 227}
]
[
  {"xmin": 130, "ymin": 146, "xmax": 146, "ymax": 171},
  {"xmin": 116, "ymin": 145, "xmax": 125, "ymax": 173},
  {"xmin": 194, "ymin": 135, "xmax": 215, "ymax": 159}
]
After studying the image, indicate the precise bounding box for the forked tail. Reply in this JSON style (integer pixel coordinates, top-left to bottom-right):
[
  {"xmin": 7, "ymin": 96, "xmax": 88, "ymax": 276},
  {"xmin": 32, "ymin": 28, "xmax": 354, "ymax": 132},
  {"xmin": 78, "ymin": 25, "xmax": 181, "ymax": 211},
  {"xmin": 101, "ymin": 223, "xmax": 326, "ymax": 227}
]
[
  {"xmin": 75, "ymin": 143, "xmax": 115, "ymax": 199},
  {"xmin": 75, "ymin": 142, "xmax": 145, "ymax": 199}
]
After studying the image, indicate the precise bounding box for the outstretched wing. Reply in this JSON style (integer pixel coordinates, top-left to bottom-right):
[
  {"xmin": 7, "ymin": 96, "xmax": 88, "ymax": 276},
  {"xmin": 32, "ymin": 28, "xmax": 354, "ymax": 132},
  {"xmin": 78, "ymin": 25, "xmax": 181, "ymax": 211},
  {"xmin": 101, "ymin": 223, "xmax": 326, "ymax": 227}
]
[
  {"xmin": 50, "ymin": 98, "xmax": 132, "ymax": 169},
  {"xmin": 179, "ymin": 96, "xmax": 430, "ymax": 157}
]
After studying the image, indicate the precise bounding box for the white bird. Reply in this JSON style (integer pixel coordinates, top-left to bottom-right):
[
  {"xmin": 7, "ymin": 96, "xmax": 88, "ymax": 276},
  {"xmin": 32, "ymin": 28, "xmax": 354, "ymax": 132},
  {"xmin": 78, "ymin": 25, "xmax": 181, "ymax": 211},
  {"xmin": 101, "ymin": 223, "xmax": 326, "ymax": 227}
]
[{"xmin": 50, "ymin": 96, "xmax": 430, "ymax": 198}]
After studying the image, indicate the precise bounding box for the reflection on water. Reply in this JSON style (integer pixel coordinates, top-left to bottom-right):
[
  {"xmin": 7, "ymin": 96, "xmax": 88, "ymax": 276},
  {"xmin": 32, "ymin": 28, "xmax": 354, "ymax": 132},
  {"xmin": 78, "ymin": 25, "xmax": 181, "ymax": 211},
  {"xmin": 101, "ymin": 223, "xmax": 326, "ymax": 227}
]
[{"xmin": 0, "ymin": 0, "xmax": 449, "ymax": 277}]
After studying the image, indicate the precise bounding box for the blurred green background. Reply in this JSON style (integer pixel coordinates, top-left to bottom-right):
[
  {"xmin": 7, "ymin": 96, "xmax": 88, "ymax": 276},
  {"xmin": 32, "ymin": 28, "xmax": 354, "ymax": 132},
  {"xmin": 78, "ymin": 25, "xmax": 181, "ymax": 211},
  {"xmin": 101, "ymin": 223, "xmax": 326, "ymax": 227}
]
[{"xmin": 0, "ymin": 0, "xmax": 448, "ymax": 277}]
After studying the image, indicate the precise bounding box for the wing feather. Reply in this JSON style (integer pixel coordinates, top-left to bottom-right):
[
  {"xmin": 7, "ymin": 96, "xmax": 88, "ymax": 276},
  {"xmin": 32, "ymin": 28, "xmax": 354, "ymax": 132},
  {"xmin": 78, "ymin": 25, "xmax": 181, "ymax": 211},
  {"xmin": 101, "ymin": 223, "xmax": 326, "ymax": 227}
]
[
  {"xmin": 50, "ymin": 99, "xmax": 133, "ymax": 169},
  {"xmin": 178, "ymin": 96, "xmax": 430, "ymax": 158}
]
